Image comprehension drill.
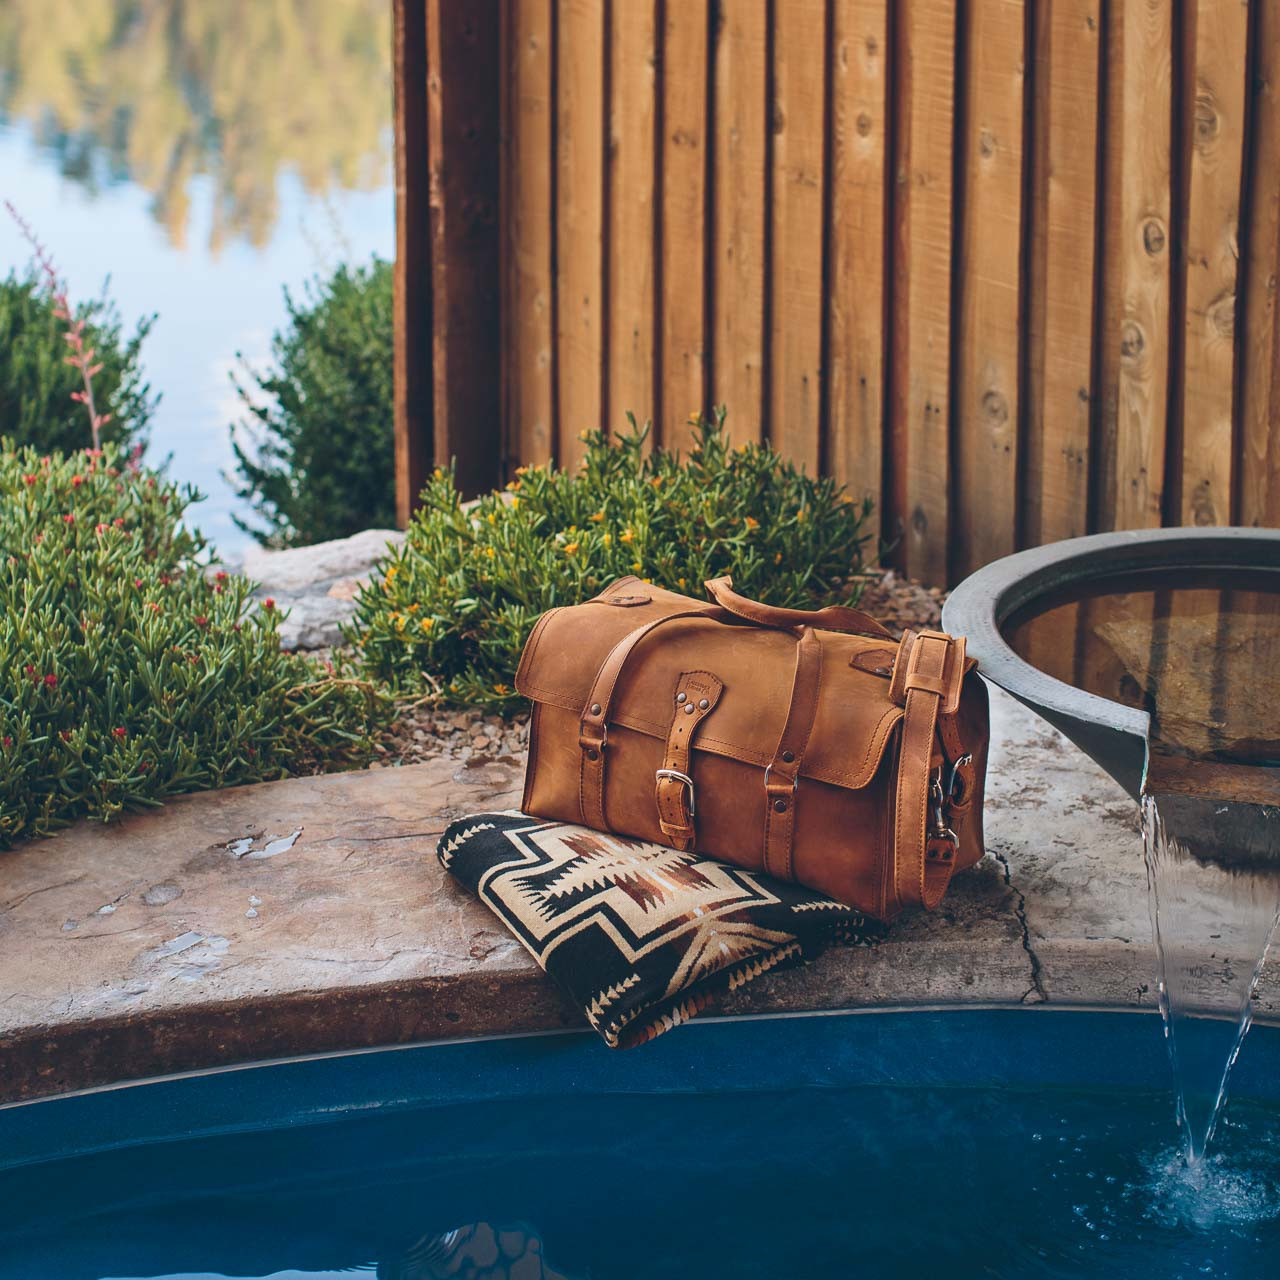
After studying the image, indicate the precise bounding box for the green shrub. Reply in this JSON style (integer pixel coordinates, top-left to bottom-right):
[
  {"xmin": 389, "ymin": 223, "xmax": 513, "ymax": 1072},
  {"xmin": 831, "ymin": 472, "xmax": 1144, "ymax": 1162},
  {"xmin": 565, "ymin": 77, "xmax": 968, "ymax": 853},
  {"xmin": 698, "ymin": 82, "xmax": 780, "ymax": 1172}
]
[
  {"xmin": 0, "ymin": 442, "xmax": 385, "ymax": 845},
  {"xmin": 0, "ymin": 271, "xmax": 158, "ymax": 455},
  {"xmin": 349, "ymin": 411, "xmax": 875, "ymax": 711},
  {"xmin": 230, "ymin": 256, "xmax": 395, "ymax": 548}
]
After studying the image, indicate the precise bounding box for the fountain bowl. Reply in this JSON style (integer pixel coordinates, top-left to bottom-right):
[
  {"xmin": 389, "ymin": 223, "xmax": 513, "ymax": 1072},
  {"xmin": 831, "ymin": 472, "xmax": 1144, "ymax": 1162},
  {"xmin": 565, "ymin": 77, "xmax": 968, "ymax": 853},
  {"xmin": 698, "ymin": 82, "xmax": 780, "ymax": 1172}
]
[{"xmin": 941, "ymin": 526, "xmax": 1280, "ymax": 800}]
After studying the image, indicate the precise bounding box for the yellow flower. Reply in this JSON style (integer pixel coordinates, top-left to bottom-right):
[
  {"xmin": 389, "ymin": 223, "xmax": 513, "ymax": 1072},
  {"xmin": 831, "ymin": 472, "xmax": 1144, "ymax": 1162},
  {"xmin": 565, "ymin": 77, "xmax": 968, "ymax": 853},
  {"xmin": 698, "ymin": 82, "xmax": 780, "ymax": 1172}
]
[
  {"xmin": 420, "ymin": 617, "xmax": 434, "ymax": 632},
  {"xmin": 511, "ymin": 496, "xmax": 520, "ymax": 510},
  {"xmin": 678, "ymin": 577, "xmax": 687, "ymax": 589},
  {"xmin": 408, "ymin": 602, "xmax": 420, "ymax": 612},
  {"xmin": 589, "ymin": 510, "xmax": 605, "ymax": 523},
  {"xmin": 485, "ymin": 546, "xmax": 496, "ymax": 558},
  {"xmin": 632, "ymin": 560, "xmax": 642, "ymax": 572},
  {"xmin": 487, "ymin": 512, "xmax": 497, "ymax": 524},
  {"xmin": 564, "ymin": 542, "xmax": 580, "ymax": 555},
  {"xmin": 515, "ymin": 465, "xmax": 529, "ymax": 477},
  {"xmin": 433, "ymin": 467, "xmax": 444, "ymax": 479},
  {"xmin": 393, "ymin": 614, "xmax": 406, "ymax": 632},
  {"xmin": 620, "ymin": 528, "xmax": 634, "ymax": 544},
  {"xmin": 494, "ymin": 682, "xmax": 511, "ymax": 695},
  {"xmin": 774, "ymin": 551, "xmax": 783, "ymax": 565},
  {"xmin": 744, "ymin": 515, "xmax": 760, "ymax": 531},
  {"xmin": 797, "ymin": 509, "xmax": 806, "ymax": 522},
  {"xmin": 650, "ymin": 476, "xmax": 663, "ymax": 488}
]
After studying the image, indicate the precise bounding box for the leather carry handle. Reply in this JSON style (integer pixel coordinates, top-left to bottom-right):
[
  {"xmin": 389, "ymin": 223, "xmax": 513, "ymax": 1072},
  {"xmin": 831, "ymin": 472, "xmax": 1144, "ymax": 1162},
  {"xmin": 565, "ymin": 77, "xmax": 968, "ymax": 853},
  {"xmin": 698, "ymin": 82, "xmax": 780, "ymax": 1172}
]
[{"xmin": 704, "ymin": 576, "xmax": 894, "ymax": 640}]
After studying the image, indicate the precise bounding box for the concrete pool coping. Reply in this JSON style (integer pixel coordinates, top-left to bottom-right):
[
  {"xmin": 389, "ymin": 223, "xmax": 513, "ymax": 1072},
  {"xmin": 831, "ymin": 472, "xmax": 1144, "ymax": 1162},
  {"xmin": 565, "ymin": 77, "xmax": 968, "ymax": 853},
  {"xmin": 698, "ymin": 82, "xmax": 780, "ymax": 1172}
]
[{"xmin": 2, "ymin": 686, "xmax": 1276, "ymax": 1105}]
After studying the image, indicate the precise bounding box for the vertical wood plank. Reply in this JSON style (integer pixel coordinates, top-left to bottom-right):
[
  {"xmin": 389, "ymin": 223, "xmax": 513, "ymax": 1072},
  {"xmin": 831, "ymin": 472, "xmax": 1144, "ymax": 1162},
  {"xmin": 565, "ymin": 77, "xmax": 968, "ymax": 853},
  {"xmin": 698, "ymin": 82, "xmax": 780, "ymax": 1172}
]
[
  {"xmin": 394, "ymin": 0, "xmax": 432, "ymax": 524},
  {"xmin": 1240, "ymin": 0, "xmax": 1280, "ymax": 526},
  {"xmin": 951, "ymin": 0, "xmax": 1025, "ymax": 581},
  {"xmin": 504, "ymin": 0, "xmax": 555, "ymax": 467},
  {"xmin": 557, "ymin": 0, "xmax": 606, "ymax": 467},
  {"xmin": 1097, "ymin": 0, "xmax": 1172, "ymax": 532},
  {"xmin": 606, "ymin": 0, "xmax": 658, "ymax": 436},
  {"xmin": 1177, "ymin": 0, "xmax": 1249, "ymax": 527},
  {"xmin": 889, "ymin": 0, "xmax": 955, "ymax": 584},
  {"xmin": 426, "ymin": 0, "xmax": 503, "ymax": 498},
  {"xmin": 711, "ymin": 0, "xmax": 768, "ymax": 445},
  {"xmin": 1023, "ymin": 0, "xmax": 1101, "ymax": 547},
  {"xmin": 769, "ymin": 0, "xmax": 828, "ymax": 472},
  {"xmin": 827, "ymin": 0, "xmax": 888, "ymax": 504},
  {"xmin": 659, "ymin": 0, "xmax": 711, "ymax": 450}
]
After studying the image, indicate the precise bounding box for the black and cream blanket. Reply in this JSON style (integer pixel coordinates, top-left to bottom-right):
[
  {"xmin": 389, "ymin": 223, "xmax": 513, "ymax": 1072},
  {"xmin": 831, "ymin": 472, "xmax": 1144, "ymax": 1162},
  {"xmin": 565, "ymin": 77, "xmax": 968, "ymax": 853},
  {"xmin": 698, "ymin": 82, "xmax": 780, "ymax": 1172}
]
[{"xmin": 438, "ymin": 812, "xmax": 885, "ymax": 1049}]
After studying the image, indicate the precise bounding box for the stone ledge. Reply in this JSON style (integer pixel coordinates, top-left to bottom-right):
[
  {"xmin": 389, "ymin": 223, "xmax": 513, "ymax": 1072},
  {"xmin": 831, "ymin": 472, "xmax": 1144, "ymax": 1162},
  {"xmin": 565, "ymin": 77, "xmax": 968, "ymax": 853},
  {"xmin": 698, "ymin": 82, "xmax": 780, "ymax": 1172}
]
[{"xmin": 1, "ymin": 688, "xmax": 1273, "ymax": 1105}]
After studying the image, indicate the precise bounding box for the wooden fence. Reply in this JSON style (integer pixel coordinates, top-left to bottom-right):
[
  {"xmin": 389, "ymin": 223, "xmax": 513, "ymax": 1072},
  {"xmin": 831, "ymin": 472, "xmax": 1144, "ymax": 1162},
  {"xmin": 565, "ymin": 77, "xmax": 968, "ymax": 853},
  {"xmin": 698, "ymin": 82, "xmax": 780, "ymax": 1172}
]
[{"xmin": 394, "ymin": 0, "xmax": 1280, "ymax": 586}]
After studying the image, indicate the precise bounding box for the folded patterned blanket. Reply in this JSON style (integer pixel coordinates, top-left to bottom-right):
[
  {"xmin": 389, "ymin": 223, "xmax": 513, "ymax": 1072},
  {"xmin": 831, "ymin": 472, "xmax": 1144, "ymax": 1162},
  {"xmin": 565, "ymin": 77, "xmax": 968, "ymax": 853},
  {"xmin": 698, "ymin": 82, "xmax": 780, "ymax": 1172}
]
[{"xmin": 438, "ymin": 812, "xmax": 886, "ymax": 1048}]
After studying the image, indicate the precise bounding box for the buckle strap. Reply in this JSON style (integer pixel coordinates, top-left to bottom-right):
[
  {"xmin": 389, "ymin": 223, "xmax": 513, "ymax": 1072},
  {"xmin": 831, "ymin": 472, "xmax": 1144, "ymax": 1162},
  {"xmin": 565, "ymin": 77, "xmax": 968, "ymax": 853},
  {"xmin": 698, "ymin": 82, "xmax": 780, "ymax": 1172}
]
[
  {"xmin": 655, "ymin": 671, "xmax": 723, "ymax": 851},
  {"xmin": 762, "ymin": 627, "xmax": 823, "ymax": 881},
  {"xmin": 890, "ymin": 630, "xmax": 965, "ymax": 914},
  {"xmin": 577, "ymin": 608, "xmax": 710, "ymax": 831}
]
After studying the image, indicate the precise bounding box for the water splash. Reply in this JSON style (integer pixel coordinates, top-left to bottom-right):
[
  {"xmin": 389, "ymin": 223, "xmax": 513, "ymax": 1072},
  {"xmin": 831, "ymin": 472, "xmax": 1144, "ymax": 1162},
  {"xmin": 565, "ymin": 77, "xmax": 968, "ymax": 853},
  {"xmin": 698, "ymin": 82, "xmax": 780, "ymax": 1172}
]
[{"xmin": 1143, "ymin": 790, "xmax": 1280, "ymax": 1165}]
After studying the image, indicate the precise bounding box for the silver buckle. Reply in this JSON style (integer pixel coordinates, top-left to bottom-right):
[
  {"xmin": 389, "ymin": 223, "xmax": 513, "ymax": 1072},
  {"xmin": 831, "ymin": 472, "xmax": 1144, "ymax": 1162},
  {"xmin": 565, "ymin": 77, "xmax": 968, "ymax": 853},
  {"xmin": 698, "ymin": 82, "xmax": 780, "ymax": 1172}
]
[
  {"xmin": 763, "ymin": 763, "xmax": 799, "ymax": 793},
  {"xmin": 656, "ymin": 768, "xmax": 696, "ymax": 816}
]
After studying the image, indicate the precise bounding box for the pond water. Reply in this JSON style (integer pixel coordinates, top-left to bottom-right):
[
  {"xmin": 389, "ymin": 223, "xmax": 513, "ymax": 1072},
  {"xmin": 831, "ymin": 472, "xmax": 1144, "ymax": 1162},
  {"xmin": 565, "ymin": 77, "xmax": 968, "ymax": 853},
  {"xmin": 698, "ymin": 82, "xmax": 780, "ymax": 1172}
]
[{"xmin": 0, "ymin": 1, "xmax": 395, "ymax": 557}]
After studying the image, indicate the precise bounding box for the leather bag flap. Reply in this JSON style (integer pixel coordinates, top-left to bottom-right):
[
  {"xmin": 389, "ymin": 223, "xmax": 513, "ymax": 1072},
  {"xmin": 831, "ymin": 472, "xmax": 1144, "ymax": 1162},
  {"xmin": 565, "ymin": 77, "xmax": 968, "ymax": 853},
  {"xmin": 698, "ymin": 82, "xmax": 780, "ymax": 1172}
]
[{"xmin": 516, "ymin": 579, "xmax": 904, "ymax": 790}]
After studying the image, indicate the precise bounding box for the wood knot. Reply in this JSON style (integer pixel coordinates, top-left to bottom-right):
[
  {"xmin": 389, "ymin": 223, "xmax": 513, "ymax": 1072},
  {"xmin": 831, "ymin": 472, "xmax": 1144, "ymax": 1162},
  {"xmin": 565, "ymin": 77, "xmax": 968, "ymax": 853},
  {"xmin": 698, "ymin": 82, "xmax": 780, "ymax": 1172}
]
[
  {"xmin": 911, "ymin": 505, "xmax": 929, "ymax": 534},
  {"xmin": 1142, "ymin": 219, "xmax": 1166, "ymax": 256},
  {"xmin": 1194, "ymin": 92, "xmax": 1219, "ymax": 147},
  {"xmin": 772, "ymin": 105, "xmax": 786, "ymax": 135},
  {"xmin": 979, "ymin": 129, "xmax": 997, "ymax": 158},
  {"xmin": 856, "ymin": 111, "xmax": 873, "ymax": 137},
  {"xmin": 1208, "ymin": 291, "xmax": 1236, "ymax": 338},
  {"xmin": 1120, "ymin": 322, "xmax": 1145, "ymax": 359},
  {"xmin": 981, "ymin": 389, "xmax": 1009, "ymax": 425}
]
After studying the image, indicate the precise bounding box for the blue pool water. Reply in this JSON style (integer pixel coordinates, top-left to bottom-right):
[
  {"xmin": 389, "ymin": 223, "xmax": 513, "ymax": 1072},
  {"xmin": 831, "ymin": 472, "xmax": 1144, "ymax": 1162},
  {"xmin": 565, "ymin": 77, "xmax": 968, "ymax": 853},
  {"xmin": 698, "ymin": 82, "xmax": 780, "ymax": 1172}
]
[{"xmin": 1, "ymin": 1010, "xmax": 1278, "ymax": 1278}]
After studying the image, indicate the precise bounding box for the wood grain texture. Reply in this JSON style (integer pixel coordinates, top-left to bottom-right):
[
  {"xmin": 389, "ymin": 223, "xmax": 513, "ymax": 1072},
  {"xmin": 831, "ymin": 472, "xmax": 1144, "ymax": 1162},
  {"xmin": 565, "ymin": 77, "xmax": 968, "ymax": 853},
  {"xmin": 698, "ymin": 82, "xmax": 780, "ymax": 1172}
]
[
  {"xmin": 1024, "ymin": 0, "xmax": 1101, "ymax": 547},
  {"xmin": 769, "ymin": 0, "xmax": 828, "ymax": 472},
  {"xmin": 827, "ymin": 0, "xmax": 888, "ymax": 504},
  {"xmin": 1097, "ymin": 0, "xmax": 1172, "ymax": 532},
  {"xmin": 889, "ymin": 0, "xmax": 955, "ymax": 584},
  {"xmin": 1240, "ymin": 0, "xmax": 1280, "ymax": 526},
  {"xmin": 659, "ymin": 0, "xmax": 711, "ymax": 449},
  {"xmin": 1177, "ymin": 0, "xmax": 1249, "ymax": 527},
  {"xmin": 556, "ymin": 0, "xmax": 606, "ymax": 467},
  {"xmin": 951, "ymin": 0, "xmax": 1025, "ymax": 581},
  {"xmin": 504, "ymin": 0, "xmax": 555, "ymax": 467},
  {"xmin": 711, "ymin": 0, "xmax": 768, "ymax": 445},
  {"xmin": 426, "ymin": 0, "xmax": 502, "ymax": 498},
  {"xmin": 393, "ymin": 0, "xmax": 432, "ymax": 525},
  {"xmin": 607, "ymin": 0, "xmax": 659, "ymax": 435}
]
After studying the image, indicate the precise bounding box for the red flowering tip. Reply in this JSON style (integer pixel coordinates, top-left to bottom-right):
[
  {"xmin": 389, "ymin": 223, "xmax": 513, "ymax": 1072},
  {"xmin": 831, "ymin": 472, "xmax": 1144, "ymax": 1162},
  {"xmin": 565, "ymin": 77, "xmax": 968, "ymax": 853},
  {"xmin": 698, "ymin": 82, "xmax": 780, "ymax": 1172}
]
[
  {"xmin": 139, "ymin": 760, "xmax": 151, "ymax": 772},
  {"xmin": 43, "ymin": 673, "xmax": 58, "ymax": 688},
  {"xmin": 95, "ymin": 523, "xmax": 108, "ymax": 535},
  {"xmin": 263, "ymin": 597, "xmax": 275, "ymax": 610},
  {"xmin": 33, "ymin": 533, "xmax": 43, "ymax": 544},
  {"xmin": 113, "ymin": 517, "xmax": 125, "ymax": 528},
  {"xmin": 215, "ymin": 570, "xmax": 229, "ymax": 583},
  {"xmin": 213, "ymin": 584, "xmax": 224, "ymax": 594},
  {"xmin": 112, "ymin": 726, "xmax": 127, "ymax": 739},
  {"xmin": 134, "ymin": 578, "xmax": 144, "ymax": 589},
  {"xmin": 194, "ymin": 615, "xmax": 208, "ymax": 627},
  {"xmin": 22, "ymin": 474, "xmax": 36, "ymax": 486},
  {"xmin": 245, "ymin": 746, "xmax": 256, "ymax": 758},
  {"xmin": 71, "ymin": 475, "xmax": 84, "ymax": 487},
  {"xmin": 62, "ymin": 513, "xmax": 74, "ymax": 524},
  {"xmin": 59, "ymin": 730, "xmax": 71, "ymax": 742},
  {"xmin": 159, "ymin": 575, "xmax": 171, "ymax": 586},
  {"xmin": 2, "ymin": 736, "xmax": 11, "ymax": 749},
  {"xmin": 23, "ymin": 664, "xmax": 34, "ymax": 677},
  {"xmin": 84, "ymin": 448, "xmax": 103, "ymax": 459}
]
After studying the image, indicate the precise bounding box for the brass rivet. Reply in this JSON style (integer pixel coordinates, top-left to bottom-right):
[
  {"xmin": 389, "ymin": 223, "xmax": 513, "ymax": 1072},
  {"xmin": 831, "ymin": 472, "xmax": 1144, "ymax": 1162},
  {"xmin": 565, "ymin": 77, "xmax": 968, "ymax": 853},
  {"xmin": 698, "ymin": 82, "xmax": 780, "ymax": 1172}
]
[
  {"xmin": 587, "ymin": 748, "xmax": 599, "ymax": 761},
  {"xmin": 590, "ymin": 703, "xmax": 601, "ymax": 715},
  {"xmin": 676, "ymin": 692, "xmax": 687, "ymax": 704},
  {"xmin": 698, "ymin": 698, "xmax": 709, "ymax": 710},
  {"xmin": 781, "ymin": 750, "xmax": 795, "ymax": 763},
  {"xmin": 773, "ymin": 798, "xmax": 788, "ymax": 813},
  {"xmin": 684, "ymin": 704, "xmax": 695, "ymax": 715}
]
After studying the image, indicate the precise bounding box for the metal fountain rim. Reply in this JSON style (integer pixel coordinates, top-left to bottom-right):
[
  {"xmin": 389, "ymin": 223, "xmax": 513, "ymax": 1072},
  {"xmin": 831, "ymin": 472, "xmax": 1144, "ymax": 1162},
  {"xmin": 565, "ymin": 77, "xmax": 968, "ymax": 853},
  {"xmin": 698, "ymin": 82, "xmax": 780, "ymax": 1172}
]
[{"xmin": 941, "ymin": 525, "xmax": 1280, "ymax": 752}]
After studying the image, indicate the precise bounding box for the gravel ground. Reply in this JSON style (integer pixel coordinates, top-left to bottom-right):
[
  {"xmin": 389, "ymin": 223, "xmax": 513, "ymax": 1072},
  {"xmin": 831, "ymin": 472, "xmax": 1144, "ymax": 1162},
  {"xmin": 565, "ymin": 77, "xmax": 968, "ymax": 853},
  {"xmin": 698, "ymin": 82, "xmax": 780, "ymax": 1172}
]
[{"xmin": 374, "ymin": 569, "xmax": 943, "ymax": 769}]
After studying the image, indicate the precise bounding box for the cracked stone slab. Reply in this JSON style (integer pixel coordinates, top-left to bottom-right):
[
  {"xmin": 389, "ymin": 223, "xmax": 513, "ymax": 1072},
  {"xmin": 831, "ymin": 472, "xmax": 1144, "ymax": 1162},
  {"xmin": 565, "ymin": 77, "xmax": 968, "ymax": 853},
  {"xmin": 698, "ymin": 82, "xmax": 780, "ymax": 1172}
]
[{"xmin": 2, "ymin": 686, "xmax": 1273, "ymax": 1105}]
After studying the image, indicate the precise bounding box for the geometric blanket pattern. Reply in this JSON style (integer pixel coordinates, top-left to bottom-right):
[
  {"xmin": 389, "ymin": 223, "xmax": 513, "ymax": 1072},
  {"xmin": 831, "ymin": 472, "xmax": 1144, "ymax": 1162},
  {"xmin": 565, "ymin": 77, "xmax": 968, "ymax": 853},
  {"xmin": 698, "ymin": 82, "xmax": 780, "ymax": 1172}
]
[{"xmin": 438, "ymin": 812, "xmax": 886, "ymax": 1049}]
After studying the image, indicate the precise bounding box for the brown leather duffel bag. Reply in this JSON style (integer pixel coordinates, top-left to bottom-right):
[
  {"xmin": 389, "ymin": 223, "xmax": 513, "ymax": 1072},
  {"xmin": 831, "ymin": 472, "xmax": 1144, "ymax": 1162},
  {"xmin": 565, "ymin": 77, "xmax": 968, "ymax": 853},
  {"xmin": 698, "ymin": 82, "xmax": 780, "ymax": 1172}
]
[{"xmin": 514, "ymin": 575, "xmax": 989, "ymax": 920}]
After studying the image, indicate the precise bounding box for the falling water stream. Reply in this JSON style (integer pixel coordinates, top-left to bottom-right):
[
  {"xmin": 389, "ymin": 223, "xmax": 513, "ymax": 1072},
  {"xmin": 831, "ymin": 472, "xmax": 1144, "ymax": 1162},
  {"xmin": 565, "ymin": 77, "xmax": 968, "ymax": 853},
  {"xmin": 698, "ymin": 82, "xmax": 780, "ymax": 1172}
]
[
  {"xmin": 1143, "ymin": 786, "xmax": 1280, "ymax": 1165},
  {"xmin": 1005, "ymin": 564, "xmax": 1280, "ymax": 1218}
]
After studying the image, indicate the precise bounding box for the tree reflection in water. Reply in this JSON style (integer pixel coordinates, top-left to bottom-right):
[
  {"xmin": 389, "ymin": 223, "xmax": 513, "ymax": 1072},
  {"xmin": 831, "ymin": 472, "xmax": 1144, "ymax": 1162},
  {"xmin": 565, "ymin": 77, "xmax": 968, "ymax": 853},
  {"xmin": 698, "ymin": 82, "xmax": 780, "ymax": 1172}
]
[{"xmin": 0, "ymin": 0, "xmax": 391, "ymax": 252}]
